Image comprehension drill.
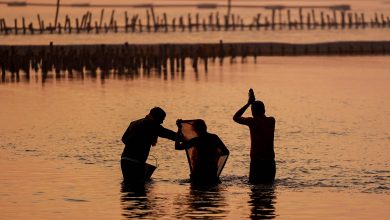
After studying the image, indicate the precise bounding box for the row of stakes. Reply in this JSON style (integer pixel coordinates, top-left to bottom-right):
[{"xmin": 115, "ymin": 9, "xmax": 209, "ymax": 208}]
[
  {"xmin": 0, "ymin": 8, "xmax": 390, "ymax": 35},
  {"xmin": 2, "ymin": 40, "xmax": 390, "ymax": 80}
]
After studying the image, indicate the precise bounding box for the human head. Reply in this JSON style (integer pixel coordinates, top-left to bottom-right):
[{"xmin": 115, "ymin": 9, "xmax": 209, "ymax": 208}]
[
  {"xmin": 251, "ymin": 101, "xmax": 265, "ymax": 117},
  {"xmin": 148, "ymin": 107, "xmax": 166, "ymax": 124},
  {"xmin": 192, "ymin": 119, "xmax": 207, "ymax": 135}
]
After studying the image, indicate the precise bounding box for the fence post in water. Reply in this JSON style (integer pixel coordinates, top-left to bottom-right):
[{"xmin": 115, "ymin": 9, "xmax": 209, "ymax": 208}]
[
  {"xmin": 256, "ymin": 14, "xmax": 261, "ymax": 30},
  {"xmin": 311, "ymin": 9, "xmax": 317, "ymax": 27},
  {"xmin": 22, "ymin": 17, "xmax": 26, "ymax": 34},
  {"xmin": 179, "ymin": 16, "xmax": 184, "ymax": 31},
  {"xmin": 341, "ymin": 11, "xmax": 346, "ymax": 28},
  {"xmin": 219, "ymin": 40, "xmax": 224, "ymax": 65},
  {"xmin": 99, "ymin": 9, "xmax": 104, "ymax": 31},
  {"xmin": 172, "ymin": 18, "xmax": 176, "ymax": 31},
  {"xmin": 188, "ymin": 13, "xmax": 192, "ymax": 32},
  {"xmin": 381, "ymin": 14, "xmax": 386, "ymax": 27},
  {"xmin": 374, "ymin": 13, "xmax": 379, "ymax": 27},
  {"xmin": 271, "ymin": 9, "xmax": 275, "ymax": 30},
  {"xmin": 333, "ymin": 10, "xmax": 338, "ymax": 28},
  {"xmin": 209, "ymin": 13, "xmax": 214, "ymax": 31},
  {"xmin": 138, "ymin": 19, "xmax": 143, "ymax": 32},
  {"xmin": 307, "ymin": 12, "xmax": 311, "ymax": 29},
  {"xmin": 150, "ymin": 8, "xmax": 157, "ymax": 32},
  {"xmin": 125, "ymin": 11, "xmax": 129, "ymax": 32},
  {"xmin": 14, "ymin": 19, "xmax": 17, "ymax": 35},
  {"xmin": 76, "ymin": 18, "xmax": 80, "ymax": 33},
  {"xmin": 232, "ymin": 14, "xmax": 236, "ymax": 30},
  {"xmin": 287, "ymin": 10, "xmax": 291, "ymax": 28},
  {"xmin": 299, "ymin": 8, "xmax": 303, "ymax": 29},
  {"xmin": 109, "ymin": 10, "xmax": 116, "ymax": 31},
  {"xmin": 196, "ymin": 13, "xmax": 200, "ymax": 31},
  {"xmin": 216, "ymin": 12, "xmax": 221, "ymax": 30},
  {"xmin": 387, "ymin": 17, "xmax": 390, "ymax": 27},
  {"xmin": 348, "ymin": 13, "xmax": 353, "ymax": 28},
  {"xmin": 163, "ymin": 13, "xmax": 168, "ymax": 32},
  {"xmin": 95, "ymin": 21, "xmax": 99, "ymax": 33}
]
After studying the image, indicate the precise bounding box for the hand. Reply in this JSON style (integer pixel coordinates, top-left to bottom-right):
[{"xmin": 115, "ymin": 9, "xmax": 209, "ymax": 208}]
[{"xmin": 248, "ymin": 88, "xmax": 255, "ymax": 104}]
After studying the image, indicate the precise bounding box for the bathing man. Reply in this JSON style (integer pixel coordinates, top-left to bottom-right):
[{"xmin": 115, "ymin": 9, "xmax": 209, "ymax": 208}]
[
  {"xmin": 176, "ymin": 119, "xmax": 229, "ymax": 186},
  {"xmin": 121, "ymin": 107, "xmax": 176, "ymax": 184},
  {"xmin": 233, "ymin": 89, "xmax": 276, "ymax": 184}
]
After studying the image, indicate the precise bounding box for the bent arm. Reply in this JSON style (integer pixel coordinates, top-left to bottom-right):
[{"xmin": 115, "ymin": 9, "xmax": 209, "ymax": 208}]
[{"xmin": 233, "ymin": 103, "xmax": 251, "ymax": 125}]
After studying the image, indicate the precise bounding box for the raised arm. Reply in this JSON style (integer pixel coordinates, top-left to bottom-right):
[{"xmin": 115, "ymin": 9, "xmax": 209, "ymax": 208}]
[
  {"xmin": 233, "ymin": 89, "xmax": 255, "ymax": 124},
  {"xmin": 233, "ymin": 103, "xmax": 251, "ymax": 124}
]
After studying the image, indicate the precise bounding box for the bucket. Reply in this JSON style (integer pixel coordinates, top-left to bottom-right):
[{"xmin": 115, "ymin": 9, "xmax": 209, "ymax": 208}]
[
  {"xmin": 144, "ymin": 163, "xmax": 157, "ymax": 180},
  {"xmin": 144, "ymin": 155, "xmax": 158, "ymax": 180}
]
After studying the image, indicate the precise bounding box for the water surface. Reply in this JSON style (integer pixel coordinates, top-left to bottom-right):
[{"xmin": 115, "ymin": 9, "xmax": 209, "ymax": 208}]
[{"xmin": 1, "ymin": 56, "xmax": 389, "ymax": 219}]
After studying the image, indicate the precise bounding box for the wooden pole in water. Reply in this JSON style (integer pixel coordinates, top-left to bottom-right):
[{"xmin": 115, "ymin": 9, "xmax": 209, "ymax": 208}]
[
  {"xmin": 22, "ymin": 17, "xmax": 26, "ymax": 34},
  {"xmin": 125, "ymin": 11, "xmax": 129, "ymax": 32},
  {"xmin": 299, "ymin": 8, "xmax": 303, "ymax": 29},
  {"xmin": 150, "ymin": 7, "xmax": 157, "ymax": 31},
  {"xmin": 311, "ymin": 9, "xmax": 317, "ymax": 27},
  {"xmin": 271, "ymin": 9, "xmax": 275, "ymax": 30},
  {"xmin": 287, "ymin": 10, "xmax": 291, "ymax": 28},
  {"xmin": 54, "ymin": 0, "xmax": 60, "ymax": 30},
  {"xmin": 14, "ymin": 19, "xmax": 17, "ymax": 35},
  {"xmin": 333, "ymin": 10, "xmax": 338, "ymax": 28},
  {"xmin": 361, "ymin": 13, "xmax": 366, "ymax": 28},
  {"xmin": 348, "ymin": 13, "xmax": 353, "ymax": 28},
  {"xmin": 163, "ymin": 13, "xmax": 168, "ymax": 32},
  {"xmin": 109, "ymin": 10, "xmax": 115, "ymax": 31},
  {"xmin": 99, "ymin": 9, "xmax": 104, "ymax": 30}
]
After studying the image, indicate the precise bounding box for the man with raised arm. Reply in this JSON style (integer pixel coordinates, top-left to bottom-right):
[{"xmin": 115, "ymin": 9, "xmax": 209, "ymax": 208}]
[{"xmin": 233, "ymin": 89, "xmax": 276, "ymax": 184}]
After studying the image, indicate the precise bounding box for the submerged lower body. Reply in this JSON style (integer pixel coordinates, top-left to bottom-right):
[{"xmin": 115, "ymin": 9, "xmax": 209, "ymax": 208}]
[
  {"xmin": 121, "ymin": 158, "xmax": 154, "ymax": 185},
  {"xmin": 249, "ymin": 159, "xmax": 276, "ymax": 184},
  {"xmin": 190, "ymin": 171, "xmax": 220, "ymax": 187}
]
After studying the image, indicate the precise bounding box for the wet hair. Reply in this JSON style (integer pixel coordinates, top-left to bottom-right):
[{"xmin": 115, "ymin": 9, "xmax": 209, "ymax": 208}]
[
  {"xmin": 251, "ymin": 101, "xmax": 265, "ymax": 116},
  {"xmin": 192, "ymin": 119, "xmax": 207, "ymax": 135},
  {"xmin": 149, "ymin": 107, "xmax": 166, "ymax": 121}
]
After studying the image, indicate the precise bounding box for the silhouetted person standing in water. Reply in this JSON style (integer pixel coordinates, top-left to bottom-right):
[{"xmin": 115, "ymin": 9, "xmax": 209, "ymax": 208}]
[
  {"xmin": 233, "ymin": 89, "xmax": 276, "ymax": 184},
  {"xmin": 121, "ymin": 107, "xmax": 176, "ymax": 184},
  {"xmin": 176, "ymin": 119, "xmax": 229, "ymax": 186}
]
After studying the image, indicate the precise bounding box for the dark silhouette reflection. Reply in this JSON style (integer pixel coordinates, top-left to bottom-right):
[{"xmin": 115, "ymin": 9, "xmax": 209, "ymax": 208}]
[
  {"xmin": 120, "ymin": 182, "xmax": 155, "ymax": 219},
  {"xmin": 0, "ymin": 67, "xmax": 188, "ymax": 85},
  {"xmin": 175, "ymin": 185, "xmax": 227, "ymax": 219},
  {"xmin": 248, "ymin": 184, "xmax": 277, "ymax": 219}
]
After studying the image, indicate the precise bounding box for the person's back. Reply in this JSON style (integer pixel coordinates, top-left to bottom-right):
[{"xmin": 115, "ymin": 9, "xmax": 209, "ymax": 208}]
[
  {"xmin": 233, "ymin": 89, "xmax": 276, "ymax": 184},
  {"xmin": 190, "ymin": 133, "xmax": 227, "ymax": 185},
  {"xmin": 175, "ymin": 119, "xmax": 229, "ymax": 186},
  {"xmin": 121, "ymin": 117, "xmax": 159, "ymax": 163},
  {"xmin": 246, "ymin": 116, "xmax": 275, "ymax": 161}
]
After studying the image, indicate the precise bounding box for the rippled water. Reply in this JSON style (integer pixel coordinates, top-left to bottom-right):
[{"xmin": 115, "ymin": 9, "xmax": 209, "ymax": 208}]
[{"xmin": 1, "ymin": 56, "xmax": 389, "ymax": 219}]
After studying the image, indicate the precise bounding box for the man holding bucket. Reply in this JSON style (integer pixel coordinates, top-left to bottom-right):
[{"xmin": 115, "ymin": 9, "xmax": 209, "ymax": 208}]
[{"xmin": 121, "ymin": 107, "xmax": 176, "ymax": 184}]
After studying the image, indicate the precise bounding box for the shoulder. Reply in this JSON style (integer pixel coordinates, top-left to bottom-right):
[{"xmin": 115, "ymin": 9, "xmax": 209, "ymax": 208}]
[{"xmin": 267, "ymin": 117, "xmax": 275, "ymax": 123}]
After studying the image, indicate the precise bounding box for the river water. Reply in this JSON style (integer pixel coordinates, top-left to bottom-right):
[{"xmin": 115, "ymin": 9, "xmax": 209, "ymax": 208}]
[
  {"xmin": 1, "ymin": 0, "xmax": 390, "ymax": 219},
  {"xmin": 1, "ymin": 56, "xmax": 389, "ymax": 219}
]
